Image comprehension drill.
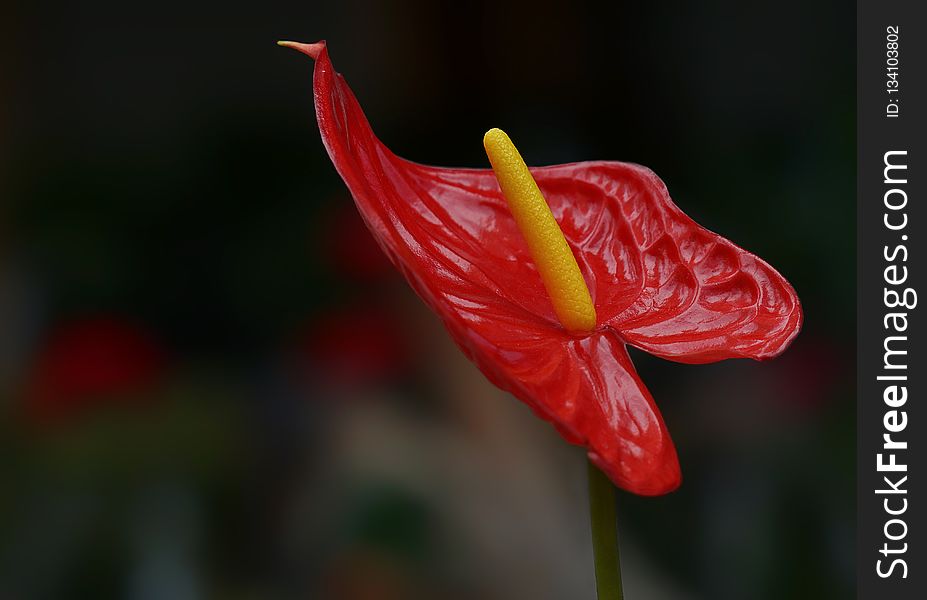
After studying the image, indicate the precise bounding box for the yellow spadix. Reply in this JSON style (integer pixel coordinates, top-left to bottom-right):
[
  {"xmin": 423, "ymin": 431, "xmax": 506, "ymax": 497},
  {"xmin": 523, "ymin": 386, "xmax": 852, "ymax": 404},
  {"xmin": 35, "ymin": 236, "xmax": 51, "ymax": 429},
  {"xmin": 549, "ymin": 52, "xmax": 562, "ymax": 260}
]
[{"xmin": 483, "ymin": 128, "xmax": 597, "ymax": 333}]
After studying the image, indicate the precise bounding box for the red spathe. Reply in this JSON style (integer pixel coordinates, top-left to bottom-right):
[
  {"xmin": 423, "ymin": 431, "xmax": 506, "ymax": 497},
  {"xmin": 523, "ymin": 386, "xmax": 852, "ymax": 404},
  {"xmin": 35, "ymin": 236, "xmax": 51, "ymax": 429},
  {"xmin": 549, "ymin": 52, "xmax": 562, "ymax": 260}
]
[{"xmin": 293, "ymin": 41, "xmax": 802, "ymax": 495}]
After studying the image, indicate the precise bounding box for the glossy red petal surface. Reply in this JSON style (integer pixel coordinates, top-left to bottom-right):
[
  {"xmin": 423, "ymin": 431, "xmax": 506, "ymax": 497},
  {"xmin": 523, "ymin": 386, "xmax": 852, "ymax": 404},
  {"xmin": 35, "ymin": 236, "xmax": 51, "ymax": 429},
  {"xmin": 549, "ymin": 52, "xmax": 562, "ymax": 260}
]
[
  {"xmin": 427, "ymin": 285, "xmax": 680, "ymax": 495},
  {"xmin": 299, "ymin": 42, "xmax": 800, "ymax": 494},
  {"xmin": 546, "ymin": 163, "xmax": 804, "ymax": 363}
]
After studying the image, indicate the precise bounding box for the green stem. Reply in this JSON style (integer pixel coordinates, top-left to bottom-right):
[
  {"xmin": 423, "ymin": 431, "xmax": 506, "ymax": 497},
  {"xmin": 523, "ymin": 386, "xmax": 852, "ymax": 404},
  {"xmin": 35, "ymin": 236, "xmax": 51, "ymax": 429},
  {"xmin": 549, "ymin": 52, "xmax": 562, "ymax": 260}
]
[{"xmin": 588, "ymin": 459, "xmax": 624, "ymax": 600}]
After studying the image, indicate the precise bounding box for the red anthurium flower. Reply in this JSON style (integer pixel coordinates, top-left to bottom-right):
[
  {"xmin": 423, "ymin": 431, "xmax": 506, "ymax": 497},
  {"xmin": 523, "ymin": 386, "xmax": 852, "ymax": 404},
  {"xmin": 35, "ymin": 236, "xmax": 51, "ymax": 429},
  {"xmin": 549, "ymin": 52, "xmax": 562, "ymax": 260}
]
[{"xmin": 283, "ymin": 41, "xmax": 802, "ymax": 495}]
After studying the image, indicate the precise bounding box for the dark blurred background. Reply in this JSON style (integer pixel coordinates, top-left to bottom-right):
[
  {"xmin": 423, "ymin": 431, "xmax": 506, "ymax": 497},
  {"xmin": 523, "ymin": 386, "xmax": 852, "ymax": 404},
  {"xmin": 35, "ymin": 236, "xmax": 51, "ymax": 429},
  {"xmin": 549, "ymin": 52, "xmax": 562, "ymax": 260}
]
[{"xmin": 1, "ymin": 1, "xmax": 854, "ymax": 598}]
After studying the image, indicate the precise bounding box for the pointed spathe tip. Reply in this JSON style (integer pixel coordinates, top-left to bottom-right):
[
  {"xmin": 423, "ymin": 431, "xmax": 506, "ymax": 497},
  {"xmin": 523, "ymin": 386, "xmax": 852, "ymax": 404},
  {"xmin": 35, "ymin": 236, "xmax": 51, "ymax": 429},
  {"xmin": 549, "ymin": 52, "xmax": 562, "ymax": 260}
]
[{"xmin": 276, "ymin": 40, "xmax": 325, "ymax": 60}]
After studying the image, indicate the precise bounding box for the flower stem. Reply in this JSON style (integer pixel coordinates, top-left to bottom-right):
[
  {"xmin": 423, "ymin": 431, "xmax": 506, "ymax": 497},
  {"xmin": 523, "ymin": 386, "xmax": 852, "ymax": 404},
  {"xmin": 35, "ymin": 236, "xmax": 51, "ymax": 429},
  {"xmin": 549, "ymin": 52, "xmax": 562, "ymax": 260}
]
[{"xmin": 588, "ymin": 459, "xmax": 624, "ymax": 600}]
